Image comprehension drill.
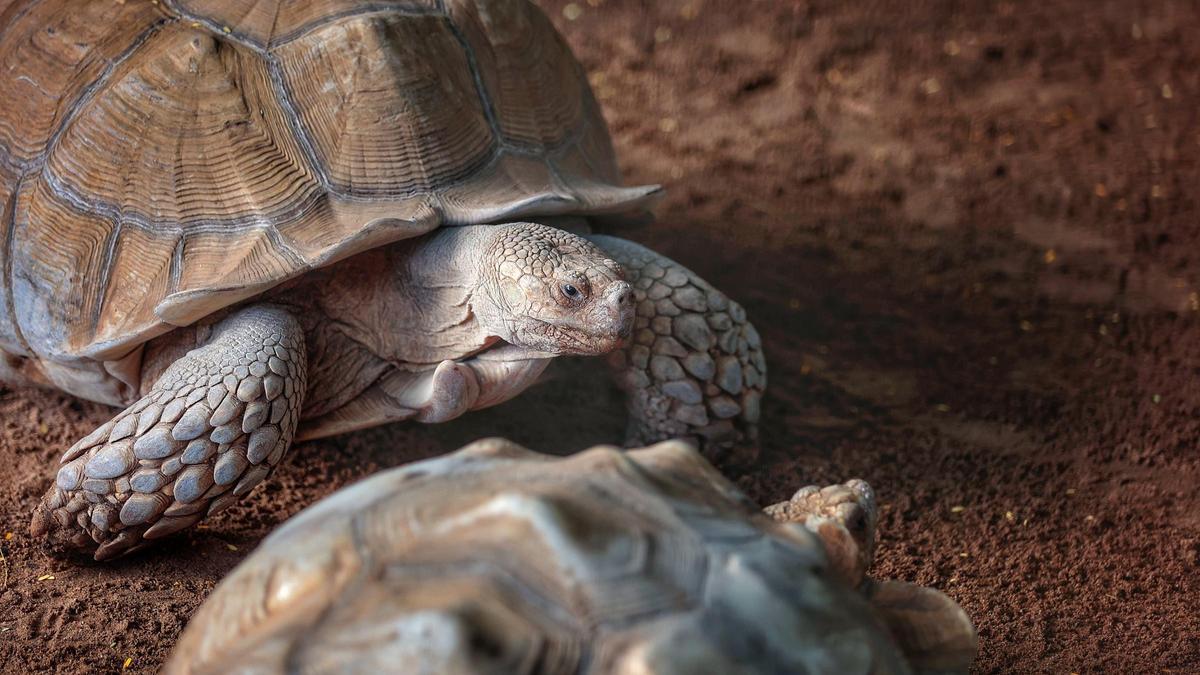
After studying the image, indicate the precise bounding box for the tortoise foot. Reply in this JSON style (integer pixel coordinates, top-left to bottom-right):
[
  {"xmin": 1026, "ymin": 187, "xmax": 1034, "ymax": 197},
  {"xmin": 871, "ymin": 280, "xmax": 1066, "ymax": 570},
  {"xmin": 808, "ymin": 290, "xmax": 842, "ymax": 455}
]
[{"xmin": 30, "ymin": 305, "xmax": 307, "ymax": 561}]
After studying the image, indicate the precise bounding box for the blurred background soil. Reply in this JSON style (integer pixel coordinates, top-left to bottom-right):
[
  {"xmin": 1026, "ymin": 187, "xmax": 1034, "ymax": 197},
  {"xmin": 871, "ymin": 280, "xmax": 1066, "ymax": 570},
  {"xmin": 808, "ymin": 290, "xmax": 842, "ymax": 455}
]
[{"xmin": 2, "ymin": 0, "xmax": 1199, "ymax": 672}]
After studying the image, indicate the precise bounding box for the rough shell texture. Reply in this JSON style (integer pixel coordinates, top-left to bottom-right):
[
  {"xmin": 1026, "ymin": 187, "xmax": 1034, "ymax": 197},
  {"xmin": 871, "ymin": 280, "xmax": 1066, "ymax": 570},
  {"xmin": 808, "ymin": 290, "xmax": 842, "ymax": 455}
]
[
  {"xmin": 0, "ymin": 0, "xmax": 657, "ymax": 371},
  {"xmin": 167, "ymin": 439, "xmax": 974, "ymax": 674}
]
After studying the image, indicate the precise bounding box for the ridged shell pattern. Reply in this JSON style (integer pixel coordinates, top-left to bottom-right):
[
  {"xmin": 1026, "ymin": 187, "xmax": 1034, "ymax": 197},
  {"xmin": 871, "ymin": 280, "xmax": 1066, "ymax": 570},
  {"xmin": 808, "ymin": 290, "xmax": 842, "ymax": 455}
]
[
  {"xmin": 0, "ymin": 0, "xmax": 657, "ymax": 376},
  {"xmin": 165, "ymin": 439, "xmax": 912, "ymax": 675}
]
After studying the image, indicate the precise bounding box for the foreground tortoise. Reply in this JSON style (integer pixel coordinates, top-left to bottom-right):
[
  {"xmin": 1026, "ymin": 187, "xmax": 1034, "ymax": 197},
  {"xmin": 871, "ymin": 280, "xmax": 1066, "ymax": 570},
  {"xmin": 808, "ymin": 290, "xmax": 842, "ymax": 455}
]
[
  {"xmin": 0, "ymin": 0, "xmax": 765, "ymax": 559},
  {"xmin": 167, "ymin": 439, "xmax": 977, "ymax": 674}
]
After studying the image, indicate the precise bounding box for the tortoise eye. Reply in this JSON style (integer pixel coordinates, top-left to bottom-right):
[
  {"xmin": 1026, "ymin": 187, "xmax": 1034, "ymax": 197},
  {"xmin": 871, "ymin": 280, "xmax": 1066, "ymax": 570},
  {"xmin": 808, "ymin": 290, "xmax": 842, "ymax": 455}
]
[{"xmin": 562, "ymin": 283, "xmax": 580, "ymax": 298}]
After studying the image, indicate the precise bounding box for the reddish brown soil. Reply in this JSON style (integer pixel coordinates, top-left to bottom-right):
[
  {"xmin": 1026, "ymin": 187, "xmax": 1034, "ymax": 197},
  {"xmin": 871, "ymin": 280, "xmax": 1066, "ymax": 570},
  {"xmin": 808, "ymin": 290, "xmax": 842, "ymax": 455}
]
[{"xmin": 3, "ymin": 0, "xmax": 1200, "ymax": 672}]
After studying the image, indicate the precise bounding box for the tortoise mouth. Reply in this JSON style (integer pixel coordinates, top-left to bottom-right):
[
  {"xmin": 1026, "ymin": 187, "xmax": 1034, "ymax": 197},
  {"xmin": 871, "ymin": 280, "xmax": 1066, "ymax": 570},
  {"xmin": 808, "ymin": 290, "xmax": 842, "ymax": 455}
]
[
  {"xmin": 462, "ymin": 339, "xmax": 560, "ymax": 363},
  {"xmin": 516, "ymin": 312, "xmax": 633, "ymax": 356}
]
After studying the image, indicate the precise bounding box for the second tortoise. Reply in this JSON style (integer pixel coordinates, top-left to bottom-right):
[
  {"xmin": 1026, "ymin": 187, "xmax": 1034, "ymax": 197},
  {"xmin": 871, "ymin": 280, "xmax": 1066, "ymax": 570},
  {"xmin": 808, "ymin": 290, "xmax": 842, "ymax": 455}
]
[{"xmin": 167, "ymin": 439, "xmax": 977, "ymax": 674}]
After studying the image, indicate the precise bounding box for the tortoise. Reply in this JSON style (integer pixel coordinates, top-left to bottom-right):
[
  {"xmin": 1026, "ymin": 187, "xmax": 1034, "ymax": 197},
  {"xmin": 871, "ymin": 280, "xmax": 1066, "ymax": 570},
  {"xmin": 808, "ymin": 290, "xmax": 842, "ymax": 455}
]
[
  {"xmin": 166, "ymin": 438, "xmax": 977, "ymax": 674},
  {"xmin": 1, "ymin": 0, "xmax": 766, "ymax": 560}
]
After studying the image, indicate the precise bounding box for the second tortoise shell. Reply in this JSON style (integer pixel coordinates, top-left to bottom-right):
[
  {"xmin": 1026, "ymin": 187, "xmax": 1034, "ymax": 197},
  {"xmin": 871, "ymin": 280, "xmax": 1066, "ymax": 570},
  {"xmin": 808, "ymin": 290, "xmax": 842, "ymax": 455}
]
[{"xmin": 166, "ymin": 439, "xmax": 954, "ymax": 674}]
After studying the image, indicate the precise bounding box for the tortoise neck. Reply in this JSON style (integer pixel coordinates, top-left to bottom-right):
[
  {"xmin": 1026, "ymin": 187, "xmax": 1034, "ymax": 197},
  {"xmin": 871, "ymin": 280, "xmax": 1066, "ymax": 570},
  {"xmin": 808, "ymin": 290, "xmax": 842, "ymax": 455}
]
[
  {"xmin": 403, "ymin": 225, "xmax": 492, "ymax": 290},
  {"xmin": 406, "ymin": 225, "xmax": 512, "ymax": 340},
  {"xmin": 286, "ymin": 226, "xmax": 502, "ymax": 369}
]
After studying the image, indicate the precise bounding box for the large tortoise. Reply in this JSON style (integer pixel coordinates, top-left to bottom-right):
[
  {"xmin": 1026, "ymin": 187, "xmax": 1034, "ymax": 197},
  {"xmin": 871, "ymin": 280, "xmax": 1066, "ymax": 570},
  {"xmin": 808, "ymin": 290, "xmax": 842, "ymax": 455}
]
[
  {"xmin": 1, "ymin": 0, "xmax": 765, "ymax": 560},
  {"xmin": 167, "ymin": 439, "xmax": 977, "ymax": 674}
]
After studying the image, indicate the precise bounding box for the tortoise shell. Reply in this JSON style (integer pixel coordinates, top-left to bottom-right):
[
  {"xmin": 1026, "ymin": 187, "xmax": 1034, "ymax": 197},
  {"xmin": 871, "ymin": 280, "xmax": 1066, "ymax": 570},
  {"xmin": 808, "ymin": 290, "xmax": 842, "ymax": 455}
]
[
  {"xmin": 166, "ymin": 439, "xmax": 974, "ymax": 674},
  {"xmin": 0, "ymin": 0, "xmax": 656, "ymax": 370}
]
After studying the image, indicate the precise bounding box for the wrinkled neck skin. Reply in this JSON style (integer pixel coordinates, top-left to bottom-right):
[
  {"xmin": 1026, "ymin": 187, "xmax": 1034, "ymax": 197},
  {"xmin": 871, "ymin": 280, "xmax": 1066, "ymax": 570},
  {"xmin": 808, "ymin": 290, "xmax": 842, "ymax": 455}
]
[{"xmin": 290, "ymin": 225, "xmax": 546, "ymax": 371}]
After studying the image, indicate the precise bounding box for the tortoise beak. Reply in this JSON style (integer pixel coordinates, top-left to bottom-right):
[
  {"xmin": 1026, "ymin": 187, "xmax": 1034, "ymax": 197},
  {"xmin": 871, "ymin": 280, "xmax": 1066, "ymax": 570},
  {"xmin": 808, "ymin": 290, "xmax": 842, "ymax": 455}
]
[{"xmin": 595, "ymin": 280, "xmax": 635, "ymax": 350}]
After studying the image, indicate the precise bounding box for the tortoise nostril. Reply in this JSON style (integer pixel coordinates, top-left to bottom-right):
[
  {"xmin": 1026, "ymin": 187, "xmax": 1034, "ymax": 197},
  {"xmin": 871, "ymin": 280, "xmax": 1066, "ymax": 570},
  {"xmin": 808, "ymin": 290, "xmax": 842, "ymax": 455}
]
[{"xmin": 613, "ymin": 283, "xmax": 633, "ymax": 307}]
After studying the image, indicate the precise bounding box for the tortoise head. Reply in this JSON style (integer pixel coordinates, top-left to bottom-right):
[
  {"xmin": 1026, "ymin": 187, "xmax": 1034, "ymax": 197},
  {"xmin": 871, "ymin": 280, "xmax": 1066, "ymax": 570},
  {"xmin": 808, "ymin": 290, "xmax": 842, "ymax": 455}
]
[{"xmin": 475, "ymin": 223, "xmax": 634, "ymax": 355}]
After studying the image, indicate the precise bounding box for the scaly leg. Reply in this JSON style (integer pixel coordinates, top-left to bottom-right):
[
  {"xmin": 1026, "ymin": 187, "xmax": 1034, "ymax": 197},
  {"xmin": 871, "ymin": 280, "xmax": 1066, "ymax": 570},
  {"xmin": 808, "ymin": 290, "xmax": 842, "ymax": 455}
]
[
  {"xmin": 30, "ymin": 305, "xmax": 306, "ymax": 560},
  {"xmin": 588, "ymin": 235, "xmax": 765, "ymax": 452}
]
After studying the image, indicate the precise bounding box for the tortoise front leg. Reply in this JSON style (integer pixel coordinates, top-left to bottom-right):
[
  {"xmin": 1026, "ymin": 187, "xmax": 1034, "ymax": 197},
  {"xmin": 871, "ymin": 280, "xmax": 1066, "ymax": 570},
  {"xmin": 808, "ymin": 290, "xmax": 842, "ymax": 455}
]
[
  {"xmin": 30, "ymin": 304, "xmax": 306, "ymax": 561},
  {"xmin": 587, "ymin": 235, "xmax": 765, "ymax": 453}
]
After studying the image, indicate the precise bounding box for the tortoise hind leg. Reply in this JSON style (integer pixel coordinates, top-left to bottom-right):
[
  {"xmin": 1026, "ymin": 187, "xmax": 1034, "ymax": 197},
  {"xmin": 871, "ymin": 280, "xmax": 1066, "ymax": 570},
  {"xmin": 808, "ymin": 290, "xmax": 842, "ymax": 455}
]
[
  {"xmin": 587, "ymin": 235, "xmax": 765, "ymax": 454},
  {"xmin": 30, "ymin": 304, "xmax": 307, "ymax": 561}
]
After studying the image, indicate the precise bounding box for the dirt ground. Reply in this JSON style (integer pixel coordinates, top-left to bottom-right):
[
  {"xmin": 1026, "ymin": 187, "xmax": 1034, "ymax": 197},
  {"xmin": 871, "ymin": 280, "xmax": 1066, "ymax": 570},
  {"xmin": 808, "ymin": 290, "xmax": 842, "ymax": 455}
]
[{"xmin": 2, "ymin": 0, "xmax": 1199, "ymax": 672}]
